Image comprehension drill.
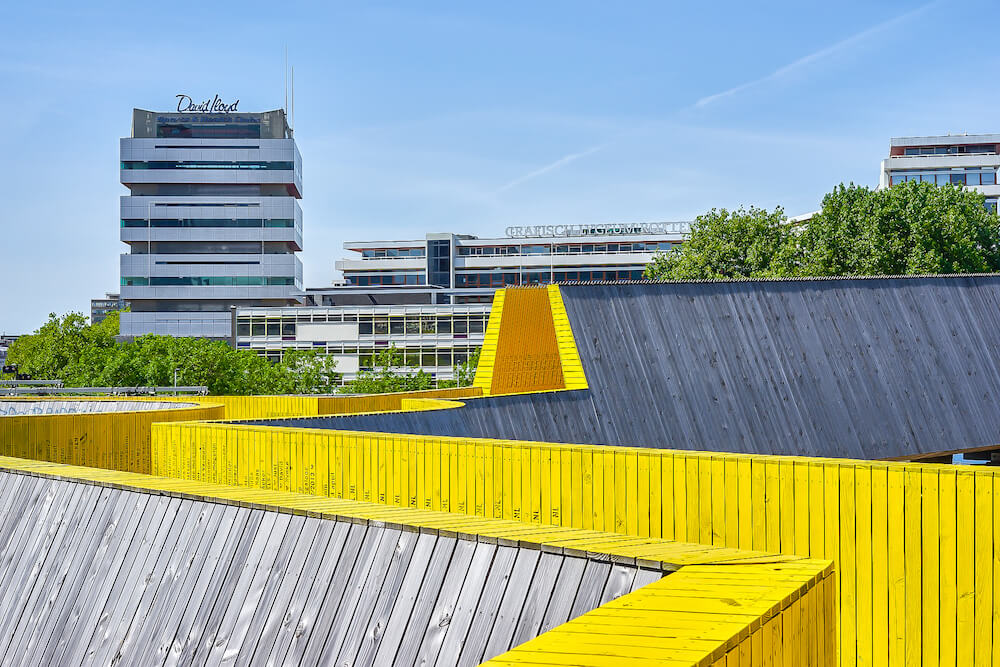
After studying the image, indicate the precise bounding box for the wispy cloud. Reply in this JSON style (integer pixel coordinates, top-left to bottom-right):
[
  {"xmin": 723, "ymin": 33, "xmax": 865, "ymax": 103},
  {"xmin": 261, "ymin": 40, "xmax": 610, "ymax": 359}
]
[
  {"xmin": 496, "ymin": 142, "xmax": 609, "ymax": 193},
  {"xmin": 496, "ymin": 3, "xmax": 937, "ymax": 194},
  {"xmin": 694, "ymin": 2, "xmax": 938, "ymax": 108}
]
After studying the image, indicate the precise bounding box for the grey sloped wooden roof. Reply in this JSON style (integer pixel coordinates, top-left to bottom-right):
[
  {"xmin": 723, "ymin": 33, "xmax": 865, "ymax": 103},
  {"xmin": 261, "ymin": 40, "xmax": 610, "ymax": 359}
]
[
  {"xmin": 0, "ymin": 469, "xmax": 656, "ymax": 667},
  {"xmin": 268, "ymin": 276, "xmax": 1000, "ymax": 459}
]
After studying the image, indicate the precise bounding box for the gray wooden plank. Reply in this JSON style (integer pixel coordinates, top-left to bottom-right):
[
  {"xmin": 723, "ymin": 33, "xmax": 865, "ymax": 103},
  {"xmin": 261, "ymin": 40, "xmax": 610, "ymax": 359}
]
[
  {"xmin": 536, "ymin": 555, "xmax": 586, "ymax": 634},
  {"xmin": 101, "ymin": 496, "xmax": 207, "ymax": 665},
  {"xmin": 201, "ymin": 510, "xmax": 291, "ymax": 667},
  {"xmin": 630, "ymin": 566, "xmax": 664, "ymax": 591},
  {"xmin": 339, "ymin": 527, "xmax": 421, "ymax": 667},
  {"xmin": 83, "ymin": 496, "xmax": 187, "ymax": 665},
  {"xmin": 299, "ymin": 523, "xmax": 381, "ymax": 665},
  {"xmin": 411, "ymin": 537, "xmax": 477, "ymax": 667},
  {"xmin": 130, "ymin": 501, "xmax": 225, "ymax": 665},
  {"xmin": 167, "ymin": 508, "xmax": 263, "ymax": 667},
  {"xmin": 0, "ymin": 479, "xmax": 91, "ymax": 657},
  {"xmin": 215, "ymin": 513, "xmax": 304, "ymax": 666},
  {"xmin": 237, "ymin": 516, "xmax": 321, "ymax": 665},
  {"xmin": 375, "ymin": 537, "xmax": 458, "ymax": 665},
  {"xmin": 150, "ymin": 505, "xmax": 248, "ymax": 664},
  {"xmin": 599, "ymin": 563, "xmax": 637, "ymax": 605},
  {"xmin": 508, "ymin": 551, "xmax": 565, "ymax": 650},
  {"xmin": 315, "ymin": 526, "xmax": 401, "ymax": 665},
  {"xmin": 478, "ymin": 547, "xmax": 542, "ymax": 663},
  {"xmin": 358, "ymin": 530, "xmax": 437, "ymax": 666},
  {"xmin": 258, "ymin": 519, "xmax": 338, "ymax": 667},
  {"xmin": 12, "ymin": 484, "xmax": 136, "ymax": 662},
  {"xmin": 49, "ymin": 490, "xmax": 152, "ymax": 666},
  {"xmin": 454, "ymin": 544, "xmax": 518, "ymax": 667},
  {"xmin": 568, "ymin": 560, "xmax": 611, "ymax": 617},
  {"xmin": 0, "ymin": 476, "xmax": 61, "ymax": 602},
  {"xmin": 58, "ymin": 493, "xmax": 176, "ymax": 666},
  {"xmin": 282, "ymin": 520, "xmax": 361, "ymax": 667},
  {"xmin": 268, "ymin": 278, "xmax": 1000, "ymax": 460},
  {"xmin": 434, "ymin": 542, "xmax": 498, "ymax": 667}
]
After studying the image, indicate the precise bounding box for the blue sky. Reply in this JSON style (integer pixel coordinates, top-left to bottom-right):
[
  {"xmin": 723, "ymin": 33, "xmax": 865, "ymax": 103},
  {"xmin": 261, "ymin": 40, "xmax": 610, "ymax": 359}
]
[{"xmin": 2, "ymin": 0, "xmax": 998, "ymax": 333}]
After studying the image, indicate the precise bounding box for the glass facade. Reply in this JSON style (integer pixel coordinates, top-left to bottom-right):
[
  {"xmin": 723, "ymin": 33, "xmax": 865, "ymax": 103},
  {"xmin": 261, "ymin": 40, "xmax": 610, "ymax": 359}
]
[
  {"xmin": 156, "ymin": 122, "xmax": 261, "ymax": 139},
  {"xmin": 427, "ymin": 239, "xmax": 452, "ymax": 287},
  {"xmin": 345, "ymin": 272, "xmax": 426, "ymax": 286},
  {"xmin": 122, "ymin": 276, "xmax": 295, "ymax": 286},
  {"xmin": 903, "ymin": 144, "xmax": 996, "ymax": 156},
  {"xmin": 359, "ymin": 248, "xmax": 425, "ymax": 258},
  {"xmin": 122, "ymin": 218, "xmax": 295, "ymax": 228},
  {"xmin": 453, "ymin": 268, "xmax": 647, "ymax": 287},
  {"xmin": 889, "ymin": 168, "xmax": 997, "ymax": 186},
  {"xmin": 455, "ymin": 241, "xmax": 676, "ymax": 256},
  {"xmin": 121, "ymin": 160, "xmax": 293, "ymax": 170}
]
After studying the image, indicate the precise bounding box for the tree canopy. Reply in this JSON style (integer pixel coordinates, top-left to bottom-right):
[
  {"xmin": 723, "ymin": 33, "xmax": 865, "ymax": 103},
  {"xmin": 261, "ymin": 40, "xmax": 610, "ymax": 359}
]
[
  {"xmin": 5, "ymin": 311, "xmax": 339, "ymax": 394},
  {"xmin": 339, "ymin": 345, "xmax": 434, "ymax": 394},
  {"xmin": 645, "ymin": 182, "xmax": 1000, "ymax": 280}
]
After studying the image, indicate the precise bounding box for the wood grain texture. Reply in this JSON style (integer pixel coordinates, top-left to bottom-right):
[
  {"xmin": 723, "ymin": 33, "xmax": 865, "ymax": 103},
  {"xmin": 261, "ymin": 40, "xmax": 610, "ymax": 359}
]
[{"xmin": 0, "ymin": 469, "xmax": 648, "ymax": 666}]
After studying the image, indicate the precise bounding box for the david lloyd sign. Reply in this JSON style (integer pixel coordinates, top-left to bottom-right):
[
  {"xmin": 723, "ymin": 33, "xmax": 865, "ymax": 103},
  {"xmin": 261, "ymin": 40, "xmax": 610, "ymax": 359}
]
[
  {"xmin": 505, "ymin": 222, "xmax": 690, "ymax": 238},
  {"xmin": 175, "ymin": 94, "xmax": 239, "ymax": 113}
]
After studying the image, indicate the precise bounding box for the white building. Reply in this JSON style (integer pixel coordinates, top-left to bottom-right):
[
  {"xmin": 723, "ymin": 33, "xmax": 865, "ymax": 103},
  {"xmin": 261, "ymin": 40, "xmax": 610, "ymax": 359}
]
[
  {"xmin": 881, "ymin": 134, "xmax": 999, "ymax": 210},
  {"xmin": 236, "ymin": 304, "xmax": 488, "ymax": 381},
  {"xmin": 119, "ymin": 102, "xmax": 304, "ymax": 339},
  {"xmin": 334, "ymin": 223, "xmax": 690, "ymax": 303},
  {"xmin": 236, "ymin": 223, "xmax": 689, "ymax": 382}
]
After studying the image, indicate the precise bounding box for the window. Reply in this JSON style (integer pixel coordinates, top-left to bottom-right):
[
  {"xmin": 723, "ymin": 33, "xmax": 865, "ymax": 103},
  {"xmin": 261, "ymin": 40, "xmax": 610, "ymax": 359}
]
[
  {"xmin": 120, "ymin": 276, "xmax": 295, "ymax": 286},
  {"xmin": 121, "ymin": 218, "xmax": 293, "ymax": 228},
  {"xmin": 121, "ymin": 160, "xmax": 293, "ymax": 170},
  {"xmin": 951, "ymin": 173, "xmax": 967, "ymax": 185},
  {"xmin": 157, "ymin": 122, "xmax": 261, "ymax": 139}
]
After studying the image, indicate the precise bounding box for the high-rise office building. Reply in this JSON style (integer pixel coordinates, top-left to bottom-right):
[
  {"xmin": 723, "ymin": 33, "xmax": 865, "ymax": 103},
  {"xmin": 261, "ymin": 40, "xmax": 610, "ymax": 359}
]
[
  {"xmin": 881, "ymin": 134, "xmax": 999, "ymax": 210},
  {"xmin": 119, "ymin": 101, "xmax": 303, "ymax": 339}
]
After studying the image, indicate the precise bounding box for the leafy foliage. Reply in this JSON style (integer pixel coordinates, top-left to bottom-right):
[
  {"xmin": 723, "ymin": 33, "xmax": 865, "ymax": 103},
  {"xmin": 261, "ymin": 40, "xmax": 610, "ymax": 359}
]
[
  {"xmin": 646, "ymin": 182, "xmax": 1000, "ymax": 280},
  {"xmin": 439, "ymin": 348, "xmax": 481, "ymax": 389},
  {"xmin": 339, "ymin": 345, "xmax": 433, "ymax": 394},
  {"xmin": 644, "ymin": 206, "xmax": 791, "ymax": 280},
  {"xmin": 5, "ymin": 311, "xmax": 339, "ymax": 394}
]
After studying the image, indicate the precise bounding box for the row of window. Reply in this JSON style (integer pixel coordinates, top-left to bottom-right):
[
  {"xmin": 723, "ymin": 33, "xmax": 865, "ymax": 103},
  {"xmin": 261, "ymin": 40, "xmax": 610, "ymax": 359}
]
[
  {"xmin": 903, "ymin": 145, "xmax": 996, "ymax": 156},
  {"xmin": 889, "ymin": 169, "xmax": 997, "ymax": 187},
  {"xmin": 248, "ymin": 345, "xmax": 481, "ymax": 370},
  {"xmin": 359, "ymin": 248, "xmax": 426, "ymax": 258},
  {"xmin": 456, "ymin": 241, "xmax": 677, "ymax": 256},
  {"xmin": 121, "ymin": 161, "xmax": 293, "ymax": 170},
  {"xmin": 122, "ymin": 276, "xmax": 295, "ymax": 286},
  {"xmin": 122, "ymin": 218, "xmax": 295, "ymax": 228},
  {"xmin": 157, "ymin": 123, "xmax": 261, "ymax": 140},
  {"xmin": 347, "ymin": 274, "xmax": 426, "ymax": 286},
  {"xmin": 453, "ymin": 269, "xmax": 647, "ymax": 288},
  {"xmin": 237, "ymin": 314, "xmax": 489, "ymax": 338}
]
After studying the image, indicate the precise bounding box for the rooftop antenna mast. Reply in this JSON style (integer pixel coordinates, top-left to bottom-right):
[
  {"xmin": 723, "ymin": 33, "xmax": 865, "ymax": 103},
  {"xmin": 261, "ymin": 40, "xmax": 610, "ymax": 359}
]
[
  {"xmin": 291, "ymin": 65, "xmax": 295, "ymax": 134},
  {"xmin": 283, "ymin": 46, "xmax": 288, "ymax": 116}
]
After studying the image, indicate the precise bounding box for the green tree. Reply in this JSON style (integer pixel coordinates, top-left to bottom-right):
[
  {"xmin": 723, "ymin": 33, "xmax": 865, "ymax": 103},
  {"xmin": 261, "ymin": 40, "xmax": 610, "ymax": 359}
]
[
  {"xmin": 6, "ymin": 312, "xmax": 338, "ymax": 395},
  {"xmin": 271, "ymin": 349, "xmax": 341, "ymax": 394},
  {"xmin": 794, "ymin": 181, "xmax": 1000, "ymax": 276},
  {"xmin": 644, "ymin": 206, "xmax": 791, "ymax": 280},
  {"xmin": 438, "ymin": 348, "xmax": 481, "ymax": 389},
  {"xmin": 340, "ymin": 345, "xmax": 433, "ymax": 394},
  {"xmin": 645, "ymin": 182, "xmax": 1000, "ymax": 280}
]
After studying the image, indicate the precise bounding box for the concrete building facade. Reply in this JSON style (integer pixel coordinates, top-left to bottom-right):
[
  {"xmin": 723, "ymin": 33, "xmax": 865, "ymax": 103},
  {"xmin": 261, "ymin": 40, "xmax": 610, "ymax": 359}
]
[
  {"xmin": 119, "ymin": 104, "xmax": 303, "ymax": 339},
  {"xmin": 881, "ymin": 133, "xmax": 1000, "ymax": 210}
]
